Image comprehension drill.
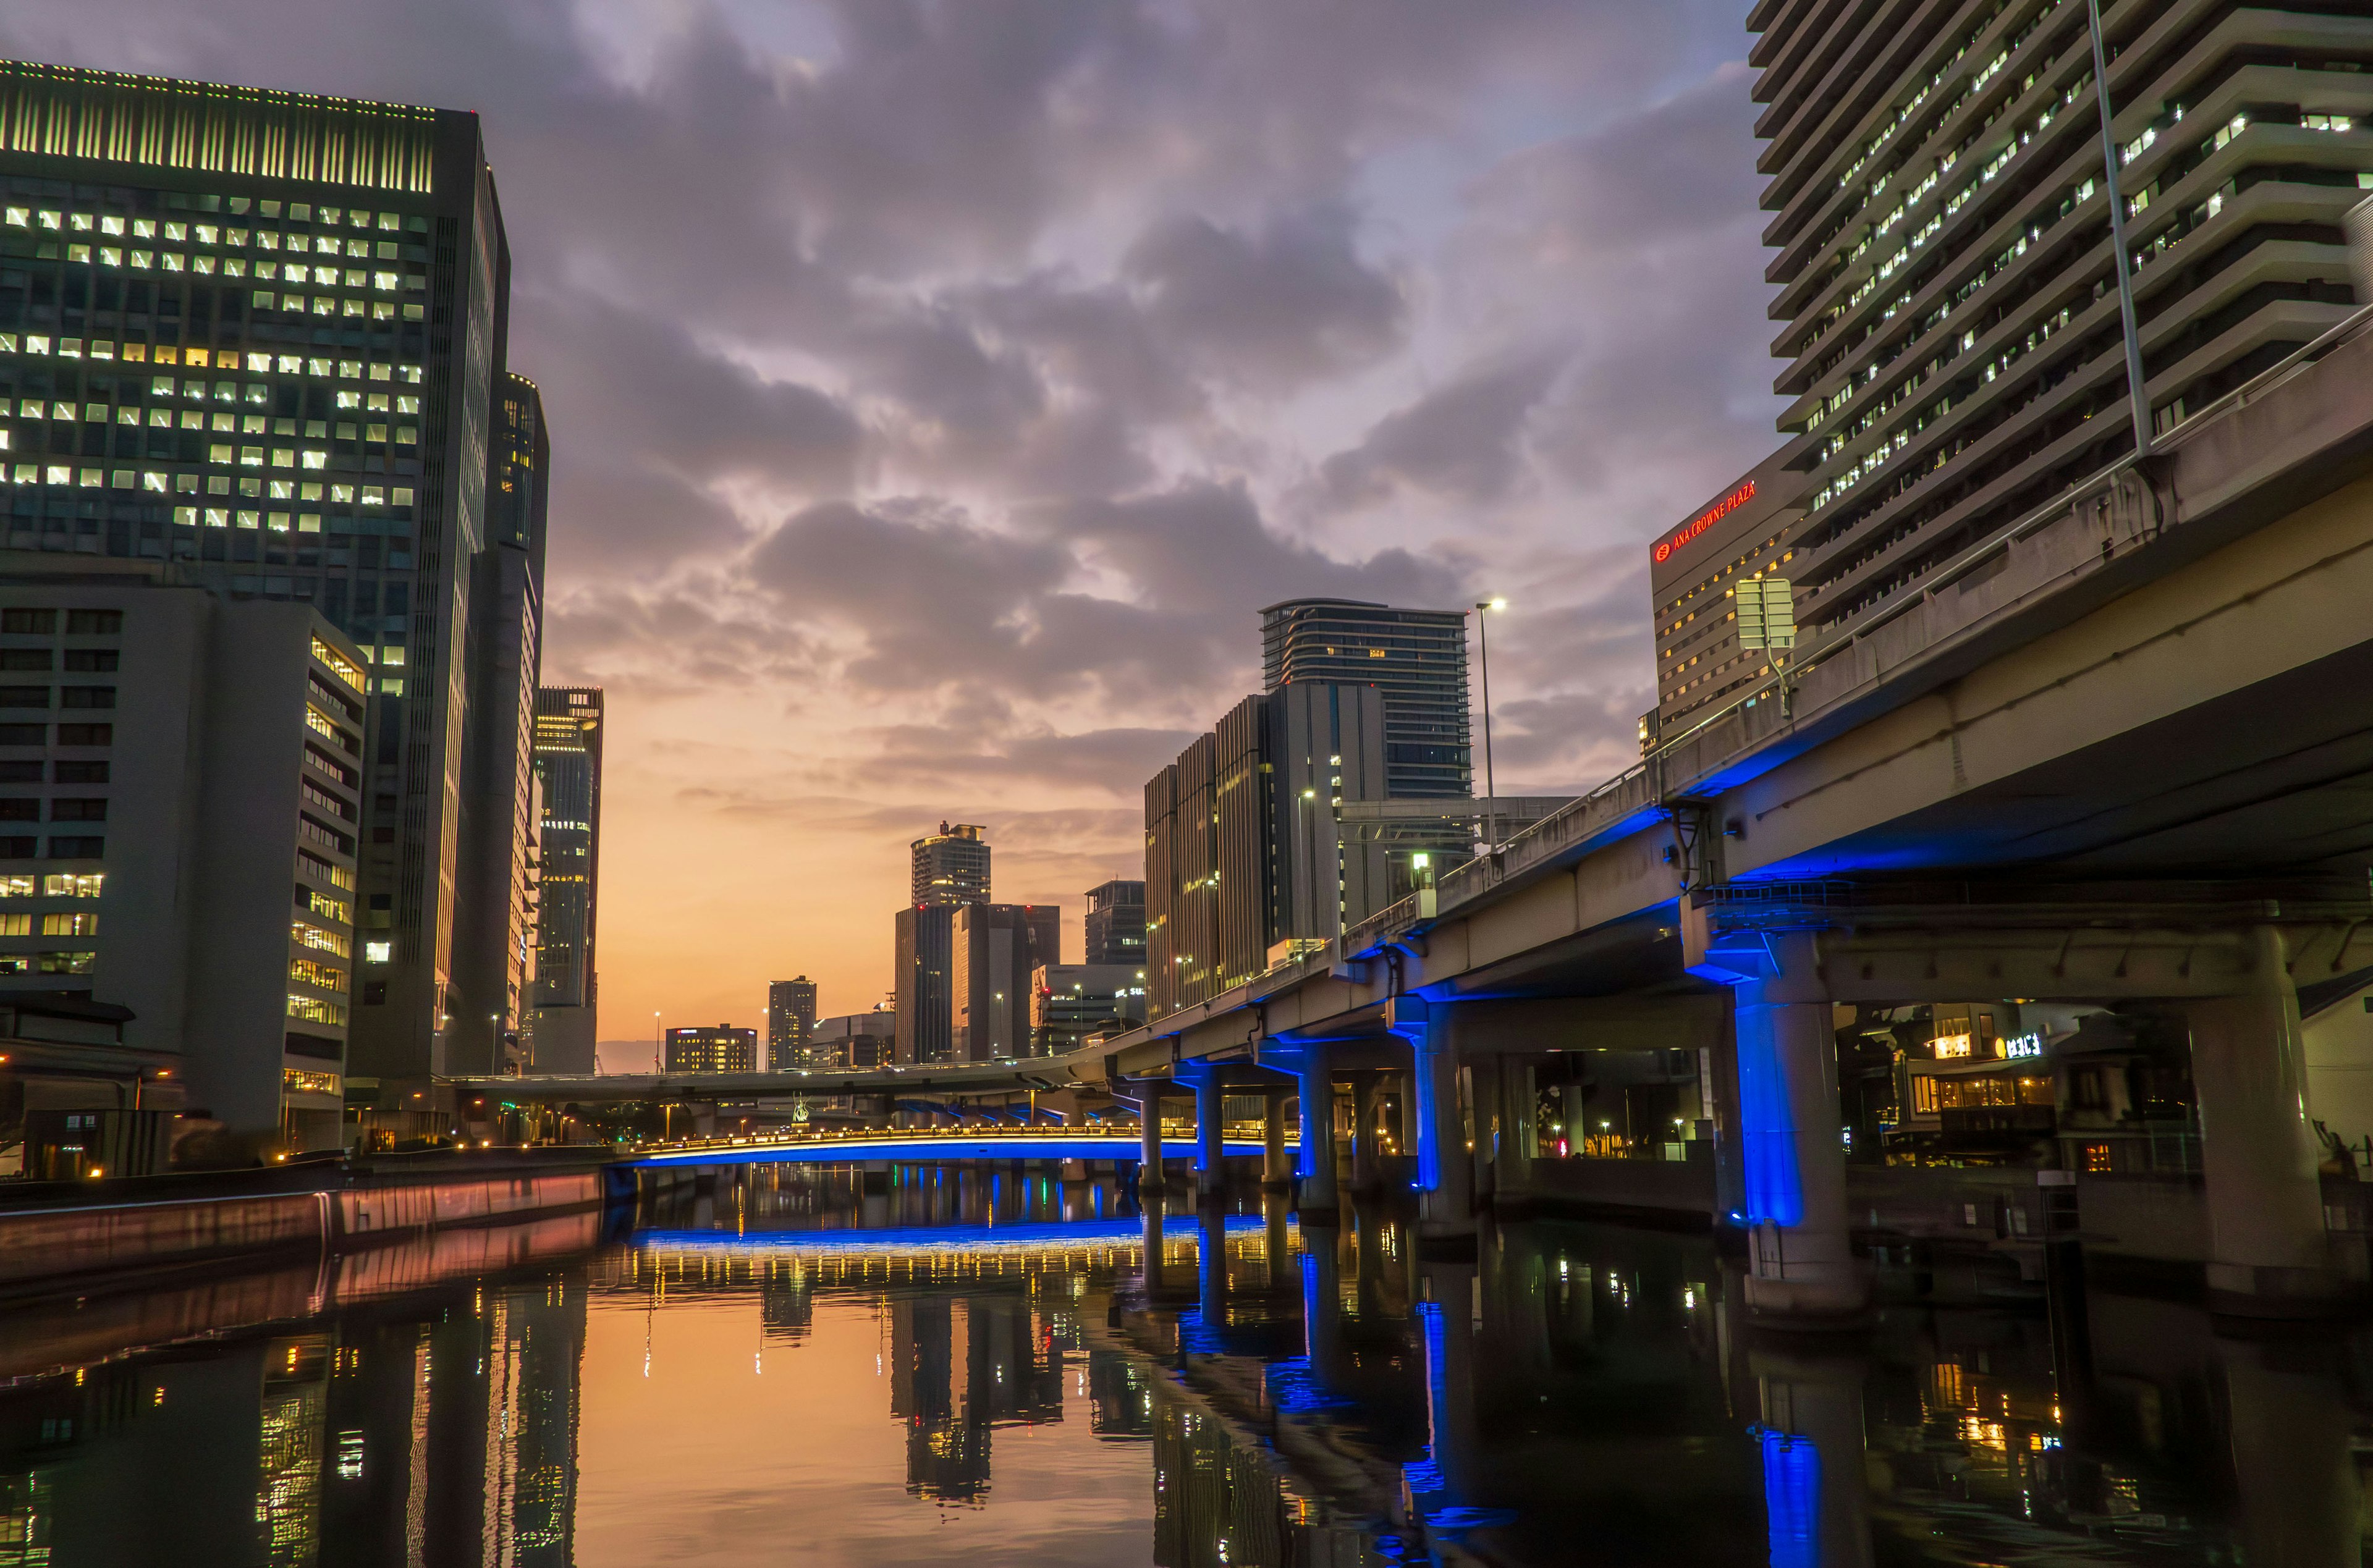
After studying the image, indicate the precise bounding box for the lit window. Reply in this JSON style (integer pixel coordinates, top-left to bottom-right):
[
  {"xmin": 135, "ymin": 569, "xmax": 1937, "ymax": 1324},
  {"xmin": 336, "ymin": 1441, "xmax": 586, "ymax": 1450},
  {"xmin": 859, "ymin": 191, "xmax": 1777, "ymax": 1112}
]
[
  {"xmin": 302, "ymin": 450, "xmax": 328, "ymax": 470},
  {"xmin": 0, "ymin": 914, "xmax": 25, "ymax": 936},
  {"xmin": 203, "ymin": 508, "xmax": 228, "ymax": 528},
  {"xmin": 0, "ymin": 875, "xmax": 31, "ymax": 897},
  {"xmin": 241, "ymin": 415, "xmax": 266, "ymax": 434},
  {"xmin": 237, "ymin": 511, "xmax": 260, "ymax": 529},
  {"xmin": 335, "ymin": 390, "xmax": 360, "ymax": 410},
  {"xmin": 132, "ymin": 219, "xmax": 154, "ymax": 239},
  {"xmin": 1, "ymin": 208, "xmax": 22, "ymax": 227},
  {"xmin": 36, "ymin": 211, "xmax": 59, "ymax": 229},
  {"xmin": 273, "ymin": 449, "xmax": 295, "ymax": 469},
  {"xmin": 210, "ymin": 414, "xmax": 234, "ymax": 433},
  {"xmin": 362, "ymin": 486, "xmax": 384, "ymax": 506},
  {"xmin": 172, "ymin": 506, "xmax": 197, "ymax": 527},
  {"xmin": 40, "ymin": 913, "xmax": 97, "ymax": 937},
  {"xmin": 37, "ymin": 951, "xmax": 95, "ymax": 974}
]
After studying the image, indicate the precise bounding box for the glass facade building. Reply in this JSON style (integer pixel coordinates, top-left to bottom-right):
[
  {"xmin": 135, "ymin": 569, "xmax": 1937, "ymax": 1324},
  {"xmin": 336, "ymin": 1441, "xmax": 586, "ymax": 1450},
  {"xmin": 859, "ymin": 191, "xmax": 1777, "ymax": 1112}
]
[
  {"xmin": 530, "ymin": 686, "xmax": 601, "ymax": 1074},
  {"xmin": 0, "ymin": 62, "xmax": 533, "ymax": 1095},
  {"xmin": 1260, "ymin": 599, "xmax": 1471, "ymax": 799}
]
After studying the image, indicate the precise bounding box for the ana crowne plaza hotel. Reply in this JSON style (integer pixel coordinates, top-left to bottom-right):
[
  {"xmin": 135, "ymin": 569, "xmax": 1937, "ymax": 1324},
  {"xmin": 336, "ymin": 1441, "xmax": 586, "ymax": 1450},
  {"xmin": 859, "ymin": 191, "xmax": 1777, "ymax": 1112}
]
[
  {"xmin": 0, "ymin": 59, "xmax": 556, "ymax": 1155},
  {"xmin": 1650, "ymin": 0, "xmax": 2373, "ymax": 741}
]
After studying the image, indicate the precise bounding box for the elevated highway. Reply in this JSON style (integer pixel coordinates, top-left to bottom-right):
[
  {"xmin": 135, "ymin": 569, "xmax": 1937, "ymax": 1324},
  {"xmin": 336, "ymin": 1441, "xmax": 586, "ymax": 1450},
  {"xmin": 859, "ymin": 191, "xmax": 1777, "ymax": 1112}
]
[{"xmin": 1072, "ymin": 307, "xmax": 2373, "ymax": 1320}]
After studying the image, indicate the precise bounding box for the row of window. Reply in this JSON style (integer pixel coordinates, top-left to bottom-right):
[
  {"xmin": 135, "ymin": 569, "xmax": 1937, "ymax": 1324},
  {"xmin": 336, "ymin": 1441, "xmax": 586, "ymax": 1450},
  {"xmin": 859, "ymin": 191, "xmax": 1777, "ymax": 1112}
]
[
  {"xmin": 0, "ymin": 950, "xmax": 91, "ymax": 974},
  {"xmin": 0, "ymin": 724, "xmax": 111, "ymax": 746},
  {"xmin": 0, "ymin": 687, "xmax": 114, "ymax": 709},
  {"xmin": 0, "ymin": 609, "xmax": 121, "ymax": 635},
  {"xmin": 0, "ymin": 651, "xmax": 114, "ymax": 672},
  {"xmin": 0, "ymin": 912, "xmax": 96, "ymax": 935},
  {"xmin": 0, "ymin": 836, "xmax": 103, "ymax": 859},
  {"xmin": 0, "ymin": 339, "xmax": 422, "ymax": 382},
  {"xmin": 7, "ymin": 200, "xmax": 420, "ymax": 238},
  {"xmin": 0, "ymin": 873, "xmax": 101, "ymax": 898},
  {"xmin": 0, "ymin": 799, "xmax": 106, "ymax": 821}
]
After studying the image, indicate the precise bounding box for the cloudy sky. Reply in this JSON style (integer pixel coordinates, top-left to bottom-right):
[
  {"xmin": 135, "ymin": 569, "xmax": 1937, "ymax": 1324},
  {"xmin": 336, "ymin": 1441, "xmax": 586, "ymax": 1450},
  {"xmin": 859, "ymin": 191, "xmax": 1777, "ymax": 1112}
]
[{"xmin": 5, "ymin": 0, "xmax": 1785, "ymax": 1040}]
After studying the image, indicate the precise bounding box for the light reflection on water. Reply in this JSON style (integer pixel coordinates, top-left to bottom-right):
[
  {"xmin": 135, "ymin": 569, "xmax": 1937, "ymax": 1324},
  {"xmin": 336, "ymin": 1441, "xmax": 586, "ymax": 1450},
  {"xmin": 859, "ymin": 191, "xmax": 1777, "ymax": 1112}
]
[{"xmin": 0, "ymin": 1162, "xmax": 2364, "ymax": 1566}]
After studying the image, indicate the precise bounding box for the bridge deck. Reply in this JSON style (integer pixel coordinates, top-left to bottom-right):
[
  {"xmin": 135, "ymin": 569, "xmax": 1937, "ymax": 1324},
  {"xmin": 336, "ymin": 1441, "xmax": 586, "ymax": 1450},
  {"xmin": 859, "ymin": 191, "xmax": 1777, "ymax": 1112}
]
[{"xmin": 619, "ymin": 1131, "xmax": 1283, "ymax": 1168}]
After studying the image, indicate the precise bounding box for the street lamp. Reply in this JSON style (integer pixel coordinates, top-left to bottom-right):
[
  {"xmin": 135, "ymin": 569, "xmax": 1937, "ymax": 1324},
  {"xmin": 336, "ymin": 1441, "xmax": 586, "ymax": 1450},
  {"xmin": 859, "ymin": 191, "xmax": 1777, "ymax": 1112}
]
[
  {"xmin": 2085, "ymin": 0, "xmax": 2152, "ymax": 458},
  {"xmin": 1473, "ymin": 599, "xmax": 1506, "ymax": 857},
  {"xmin": 653, "ymin": 1010, "xmax": 662, "ymax": 1073}
]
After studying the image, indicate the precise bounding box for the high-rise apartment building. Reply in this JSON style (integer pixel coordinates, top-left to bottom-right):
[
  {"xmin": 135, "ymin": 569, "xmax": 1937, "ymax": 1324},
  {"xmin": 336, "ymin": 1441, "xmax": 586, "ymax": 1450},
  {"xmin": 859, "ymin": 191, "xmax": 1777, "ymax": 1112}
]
[
  {"xmin": 0, "ymin": 565, "xmax": 367, "ymax": 1152},
  {"xmin": 0, "ymin": 63, "xmax": 538, "ymax": 1102},
  {"xmin": 1724, "ymin": 0, "xmax": 2365, "ymax": 684},
  {"xmin": 1261, "ymin": 599, "xmax": 1471, "ymax": 799},
  {"xmin": 768, "ymin": 976, "xmax": 817, "ymax": 1070},
  {"xmin": 662, "ymin": 1024, "xmax": 756, "ymax": 1074},
  {"xmin": 530, "ymin": 686, "xmax": 601, "ymax": 1073},
  {"xmin": 1143, "ymin": 683, "xmax": 1390, "ymax": 1019},
  {"xmin": 1082, "ymin": 879, "xmax": 1145, "ymax": 966},
  {"xmin": 911, "ymin": 821, "xmax": 991, "ymax": 906}
]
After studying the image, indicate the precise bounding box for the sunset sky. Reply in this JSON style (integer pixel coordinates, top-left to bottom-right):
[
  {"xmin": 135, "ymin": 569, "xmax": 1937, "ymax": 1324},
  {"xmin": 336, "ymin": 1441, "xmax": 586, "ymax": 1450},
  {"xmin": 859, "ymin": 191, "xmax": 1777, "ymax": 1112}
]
[{"xmin": 0, "ymin": 1, "xmax": 1784, "ymax": 1040}]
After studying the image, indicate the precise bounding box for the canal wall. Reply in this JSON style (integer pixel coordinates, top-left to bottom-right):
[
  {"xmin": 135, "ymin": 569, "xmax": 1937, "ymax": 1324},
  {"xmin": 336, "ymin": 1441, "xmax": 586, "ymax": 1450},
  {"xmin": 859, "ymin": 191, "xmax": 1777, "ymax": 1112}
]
[{"xmin": 0, "ymin": 1147, "xmax": 612, "ymax": 1298}]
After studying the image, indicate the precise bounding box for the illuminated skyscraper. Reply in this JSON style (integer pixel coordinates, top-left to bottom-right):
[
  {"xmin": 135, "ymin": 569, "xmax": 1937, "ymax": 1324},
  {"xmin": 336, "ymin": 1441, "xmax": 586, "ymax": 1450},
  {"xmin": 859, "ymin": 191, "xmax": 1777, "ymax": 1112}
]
[
  {"xmin": 0, "ymin": 62, "xmax": 538, "ymax": 1100},
  {"xmin": 910, "ymin": 821, "xmax": 990, "ymax": 906},
  {"xmin": 768, "ymin": 976, "xmax": 817, "ymax": 1069},
  {"xmin": 530, "ymin": 687, "xmax": 603, "ymax": 1073},
  {"xmin": 1261, "ymin": 599, "xmax": 1471, "ymax": 799}
]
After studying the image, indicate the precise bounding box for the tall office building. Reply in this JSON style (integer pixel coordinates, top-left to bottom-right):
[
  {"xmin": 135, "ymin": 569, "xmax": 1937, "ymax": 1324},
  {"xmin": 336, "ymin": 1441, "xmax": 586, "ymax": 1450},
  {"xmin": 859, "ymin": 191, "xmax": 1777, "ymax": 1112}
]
[
  {"xmin": 1261, "ymin": 599, "xmax": 1471, "ymax": 798},
  {"xmin": 767, "ymin": 976, "xmax": 817, "ymax": 1069},
  {"xmin": 950, "ymin": 903, "xmax": 1059, "ymax": 1060},
  {"xmin": 811, "ymin": 1008, "xmax": 894, "ymax": 1069},
  {"xmin": 1143, "ymin": 683, "xmax": 1389, "ymax": 1019},
  {"xmin": 529, "ymin": 686, "xmax": 601, "ymax": 1072},
  {"xmin": 1082, "ymin": 879, "xmax": 1145, "ymax": 966},
  {"xmin": 662, "ymin": 1024, "xmax": 756, "ymax": 1073},
  {"xmin": 898, "ymin": 901, "xmax": 1057, "ymax": 1063},
  {"xmin": 1728, "ymin": 0, "xmax": 2366, "ymax": 678},
  {"xmin": 0, "ymin": 565, "xmax": 367, "ymax": 1152},
  {"xmin": 911, "ymin": 820, "xmax": 991, "ymax": 906},
  {"xmin": 451, "ymin": 374, "xmax": 547, "ymax": 1074},
  {"xmin": 0, "ymin": 63, "xmax": 536, "ymax": 1101}
]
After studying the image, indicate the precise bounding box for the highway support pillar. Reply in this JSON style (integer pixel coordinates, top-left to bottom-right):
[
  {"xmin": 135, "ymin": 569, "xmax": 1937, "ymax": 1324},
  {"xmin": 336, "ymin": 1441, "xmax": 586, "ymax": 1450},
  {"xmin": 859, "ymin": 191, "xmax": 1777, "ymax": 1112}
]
[
  {"xmin": 1188, "ymin": 1066, "xmax": 1225, "ymax": 1203},
  {"xmin": 1261, "ymin": 1089, "xmax": 1292, "ymax": 1187},
  {"xmin": 1389, "ymin": 997, "xmax": 1475, "ymax": 1253},
  {"xmin": 1296, "ymin": 1045, "xmax": 1339, "ymax": 1218},
  {"xmin": 1136, "ymin": 1085, "xmax": 1165, "ymax": 1191},
  {"xmin": 2187, "ymin": 925, "xmax": 2334, "ymax": 1313},
  {"xmin": 1688, "ymin": 917, "xmax": 1868, "ymax": 1321},
  {"xmin": 1351, "ymin": 1073, "xmax": 1381, "ymax": 1192}
]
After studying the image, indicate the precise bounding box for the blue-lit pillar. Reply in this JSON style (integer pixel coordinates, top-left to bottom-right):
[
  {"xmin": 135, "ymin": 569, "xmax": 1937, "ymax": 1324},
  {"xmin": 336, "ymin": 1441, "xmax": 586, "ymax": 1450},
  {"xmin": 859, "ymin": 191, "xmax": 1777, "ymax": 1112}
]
[
  {"xmin": 1754, "ymin": 1342, "xmax": 1872, "ymax": 1568},
  {"xmin": 1390, "ymin": 997, "xmax": 1474, "ymax": 1247},
  {"xmin": 1732, "ymin": 984, "xmax": 1863, "ymax": 1317},
  {"xmin": 1351, "ymin": 1073, "xmax": 1380, "ymax": 1191},
  {"xmin": 1262, "ymin": 1087, "xmax": 1292, "ymax": 1187},
  {"xmin": 1296, "ymin": 1046, "xmax": 1339, "ymax": 1216},
  {"xmin": 1190, "ymin": 1066, "xmax": 1225, "ymax": 1202}
]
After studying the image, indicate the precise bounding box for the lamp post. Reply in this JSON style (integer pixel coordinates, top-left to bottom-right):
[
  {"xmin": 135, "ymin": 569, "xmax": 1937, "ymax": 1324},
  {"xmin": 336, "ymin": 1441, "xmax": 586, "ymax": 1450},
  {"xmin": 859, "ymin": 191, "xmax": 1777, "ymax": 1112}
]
[
  {"xmin": 653, "ymin": 1010, "xmax": 662, "ymax": 1073},
  {"xmin": 2085, "ymin": 0, "xmax": 2153, "ymax": 458},
  {"xmin": 1473, "ymin": 599, "xmax": 1505, "ymax": 856}
]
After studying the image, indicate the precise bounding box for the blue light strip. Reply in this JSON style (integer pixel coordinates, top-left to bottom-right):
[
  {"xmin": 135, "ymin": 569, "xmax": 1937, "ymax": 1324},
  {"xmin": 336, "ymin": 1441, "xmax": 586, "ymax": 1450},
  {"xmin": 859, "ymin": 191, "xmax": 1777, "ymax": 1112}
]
[{"xmin": 631, "ymin": 1214, "xmax": 1274, "ymax": 1255}]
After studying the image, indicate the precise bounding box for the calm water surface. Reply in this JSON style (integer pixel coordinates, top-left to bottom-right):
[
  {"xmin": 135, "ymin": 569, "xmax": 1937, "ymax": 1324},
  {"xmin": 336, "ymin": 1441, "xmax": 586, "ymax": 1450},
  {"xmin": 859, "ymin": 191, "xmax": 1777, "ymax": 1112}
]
[{"xmin": 1, "ymin": 1165, "xmax": 2367, "ymax": 1566}]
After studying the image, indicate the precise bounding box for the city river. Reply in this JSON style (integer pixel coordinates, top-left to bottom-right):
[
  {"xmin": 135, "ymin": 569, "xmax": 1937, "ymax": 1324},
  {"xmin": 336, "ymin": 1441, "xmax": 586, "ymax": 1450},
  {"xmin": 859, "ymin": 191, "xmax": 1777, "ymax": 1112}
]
[{"xmin": 0, "ymin": 1165, "xmax": 2365, "ymax": 1565}]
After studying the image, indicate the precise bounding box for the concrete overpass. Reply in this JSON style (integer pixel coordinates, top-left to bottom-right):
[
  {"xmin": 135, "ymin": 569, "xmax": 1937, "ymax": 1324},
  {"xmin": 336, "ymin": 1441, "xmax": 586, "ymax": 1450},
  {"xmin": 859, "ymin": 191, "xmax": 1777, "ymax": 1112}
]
[
  {"xmin": 448, "ymin": 1060, "xmax": 1076, "ymax": 1107},
  {"xmin": 1070, "ymin": 306, "xmax": 2373, "ymax": 1321}
]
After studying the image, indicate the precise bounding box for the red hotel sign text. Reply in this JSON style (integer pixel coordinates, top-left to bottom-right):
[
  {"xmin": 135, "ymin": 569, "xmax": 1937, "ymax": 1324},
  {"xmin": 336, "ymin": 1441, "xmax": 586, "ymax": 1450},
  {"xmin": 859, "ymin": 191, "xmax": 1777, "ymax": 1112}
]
[{"xmin": 1654, "ymin": 479, "xmax": 1756, "ymax": 564}]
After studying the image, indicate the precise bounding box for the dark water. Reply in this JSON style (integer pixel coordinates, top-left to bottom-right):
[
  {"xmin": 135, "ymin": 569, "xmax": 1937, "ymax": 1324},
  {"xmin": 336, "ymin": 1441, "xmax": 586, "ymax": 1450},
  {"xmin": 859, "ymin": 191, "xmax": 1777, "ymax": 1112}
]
[{"xmin": 1, "ymin": 1166, "xmax": 2367, "ymax": 1566}]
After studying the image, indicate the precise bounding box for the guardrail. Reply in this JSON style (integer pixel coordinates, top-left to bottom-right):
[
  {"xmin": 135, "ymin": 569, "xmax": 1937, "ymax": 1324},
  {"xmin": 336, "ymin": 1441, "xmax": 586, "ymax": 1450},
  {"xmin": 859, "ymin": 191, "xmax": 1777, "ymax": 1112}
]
[
  {"xmin": 630, "ymin": 1123, "xmax": 1297, "ymax": 1160},
  {"xmin": 1329, "ymin": 300, "xmax": 2373, "ymax": 963}
]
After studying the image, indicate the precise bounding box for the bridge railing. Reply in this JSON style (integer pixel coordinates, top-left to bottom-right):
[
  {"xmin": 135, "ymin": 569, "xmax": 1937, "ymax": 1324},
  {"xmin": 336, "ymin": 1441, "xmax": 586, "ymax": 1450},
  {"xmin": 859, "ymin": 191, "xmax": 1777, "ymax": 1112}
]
[
  {"xmin": 1332, "ymin": 302, "xmax": 2373, "ymax": 962},
  {"xmin": 633, "ymin": 1121, "xmax": 1293, "ymax": 1160}
]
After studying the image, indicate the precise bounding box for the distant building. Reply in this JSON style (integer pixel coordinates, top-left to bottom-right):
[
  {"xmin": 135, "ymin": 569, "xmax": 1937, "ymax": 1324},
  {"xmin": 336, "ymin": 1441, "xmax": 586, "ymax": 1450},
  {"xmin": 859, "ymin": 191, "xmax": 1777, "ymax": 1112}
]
[
  {"xmin": 1143, "ymin": 683, "xmax": 1391, "ymax": 1019},
  {"xmin": 1261, "ymin": 599, "xmax": 1471, "ymax": 799},
  {"xmin": 530, "ymin": 688, "xmax": 603, "ymax": 1073},
  {"xmin": 1082, "ymin": 879, "xmax": 1145, "ymax": 967},
  {"xmin": 1032, "ymin": 963, "xmax": 1144, "ymax": 1056},
  {"xmin": 0, "ymin": 567, "xmax": 368, "ymax": 1153},
  {"xmin": 662, "ymin": 1025, "xmax": 756, "ymax": 1074},
  {"xmin": 894, "ymin": 904, "xmax": 955, "ymax": 1065},
  {"xmin": 911, "ymin": 821, "xmax": 991, "ymax": 906},
  {"xmin": 951, "ymin": 903, "xmax": 1059, "ymax": 1061},
  {"xmin": 811, "ymin": 1010, "xmax": 895, "ymax": 1069},
  {"xmin": 768, "ymin": 977, "xmax": 818, "ymax": 1070}
]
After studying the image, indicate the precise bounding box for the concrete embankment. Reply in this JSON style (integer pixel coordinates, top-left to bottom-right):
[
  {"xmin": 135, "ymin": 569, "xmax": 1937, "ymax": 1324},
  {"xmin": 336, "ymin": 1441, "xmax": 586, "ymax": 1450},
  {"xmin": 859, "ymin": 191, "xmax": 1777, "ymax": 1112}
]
[{"xmin": 0, "ymin": 1146, "xmax": 618, "ymax": 1297}]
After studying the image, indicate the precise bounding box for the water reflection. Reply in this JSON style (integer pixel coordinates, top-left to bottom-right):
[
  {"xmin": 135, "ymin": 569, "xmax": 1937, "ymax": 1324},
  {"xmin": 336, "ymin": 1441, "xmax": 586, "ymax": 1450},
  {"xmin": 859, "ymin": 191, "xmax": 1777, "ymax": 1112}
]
[{"xmin": 1, "ymin": 1166, "xmax": 2371, "ymax": 1565}]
